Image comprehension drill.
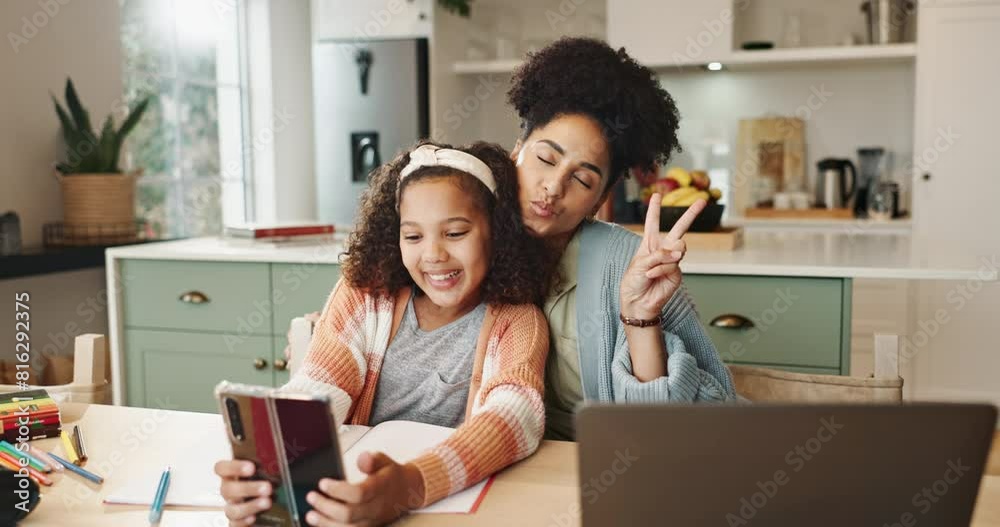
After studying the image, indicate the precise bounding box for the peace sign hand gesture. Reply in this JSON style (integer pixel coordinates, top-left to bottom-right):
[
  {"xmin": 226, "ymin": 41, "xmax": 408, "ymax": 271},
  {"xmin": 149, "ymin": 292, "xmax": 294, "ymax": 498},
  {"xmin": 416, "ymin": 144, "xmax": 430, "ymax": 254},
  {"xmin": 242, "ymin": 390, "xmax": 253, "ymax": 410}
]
[{"xmin": 620, "ymin": 194, "xmax": 706, "ymax": 321}]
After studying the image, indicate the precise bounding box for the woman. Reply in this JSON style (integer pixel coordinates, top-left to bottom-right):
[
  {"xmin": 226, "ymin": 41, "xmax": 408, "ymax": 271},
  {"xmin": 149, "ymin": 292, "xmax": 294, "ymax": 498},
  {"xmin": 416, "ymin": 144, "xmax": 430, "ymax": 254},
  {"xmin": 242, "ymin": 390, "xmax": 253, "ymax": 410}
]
[{"xmin": 507, "ymin": 37, "xmax": 736, "ymax": 440}]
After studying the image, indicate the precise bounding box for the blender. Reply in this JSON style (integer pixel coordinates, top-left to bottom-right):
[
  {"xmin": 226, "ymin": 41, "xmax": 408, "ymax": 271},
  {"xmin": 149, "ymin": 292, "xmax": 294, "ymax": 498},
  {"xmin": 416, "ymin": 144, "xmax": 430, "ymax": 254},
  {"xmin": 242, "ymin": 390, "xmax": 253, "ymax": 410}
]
[{"xmin": 855, "ymin": 147, "xmax": 887, "ymax": 218}]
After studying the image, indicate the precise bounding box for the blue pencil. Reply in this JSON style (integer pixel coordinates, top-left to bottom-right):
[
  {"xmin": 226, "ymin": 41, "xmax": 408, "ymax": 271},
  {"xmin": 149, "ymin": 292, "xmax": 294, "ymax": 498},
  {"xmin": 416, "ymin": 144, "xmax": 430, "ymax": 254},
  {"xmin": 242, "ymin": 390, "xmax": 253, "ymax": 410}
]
[
  {"xmin": 149, "ymin": 466, "xmax": 171, "ymax": 524},
  {"xmin": 48, "ymin": 452, "xmax": 104, "ymax": 484}
]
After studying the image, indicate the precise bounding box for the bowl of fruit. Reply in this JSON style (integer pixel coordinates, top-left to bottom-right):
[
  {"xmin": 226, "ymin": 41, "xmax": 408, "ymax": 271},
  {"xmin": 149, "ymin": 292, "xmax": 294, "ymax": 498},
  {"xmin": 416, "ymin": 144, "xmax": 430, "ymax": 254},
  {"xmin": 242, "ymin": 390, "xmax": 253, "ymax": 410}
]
[{"xmin": 639, "ymin": 167, "xmax": 725, "ymax": 232}]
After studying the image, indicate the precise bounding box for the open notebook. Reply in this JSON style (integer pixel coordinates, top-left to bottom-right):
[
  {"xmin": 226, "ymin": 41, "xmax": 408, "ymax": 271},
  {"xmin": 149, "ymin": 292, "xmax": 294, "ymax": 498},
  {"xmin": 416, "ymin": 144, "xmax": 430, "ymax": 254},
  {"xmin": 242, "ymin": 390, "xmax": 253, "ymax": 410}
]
[{"xmin": 104, "ymin": 419, "xmax": 492, "ymax": 514}]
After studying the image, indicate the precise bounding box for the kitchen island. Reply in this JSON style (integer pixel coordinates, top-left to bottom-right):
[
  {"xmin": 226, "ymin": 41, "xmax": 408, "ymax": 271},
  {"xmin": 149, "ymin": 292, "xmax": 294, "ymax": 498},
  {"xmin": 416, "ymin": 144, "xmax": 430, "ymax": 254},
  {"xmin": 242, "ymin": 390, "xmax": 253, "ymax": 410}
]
[{"xmin": 105, "ymin": 231, "xmax": 995, "ymax": 411}]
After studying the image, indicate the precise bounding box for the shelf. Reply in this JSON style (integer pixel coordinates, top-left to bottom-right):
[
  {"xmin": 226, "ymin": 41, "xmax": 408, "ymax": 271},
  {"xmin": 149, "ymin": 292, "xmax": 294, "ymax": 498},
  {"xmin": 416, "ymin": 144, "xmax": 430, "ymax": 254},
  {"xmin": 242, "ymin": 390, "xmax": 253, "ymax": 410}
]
[
  {"xmin": 722, "ymin": 43, "xmax": 917, "ymax": 68},
  {"xmin": 452, "ymin": 44, "xmax": 917, "ymax": 75},
  {"xmin": 452, "ymin": 59, "xmax": 522, "ymax": 75}
]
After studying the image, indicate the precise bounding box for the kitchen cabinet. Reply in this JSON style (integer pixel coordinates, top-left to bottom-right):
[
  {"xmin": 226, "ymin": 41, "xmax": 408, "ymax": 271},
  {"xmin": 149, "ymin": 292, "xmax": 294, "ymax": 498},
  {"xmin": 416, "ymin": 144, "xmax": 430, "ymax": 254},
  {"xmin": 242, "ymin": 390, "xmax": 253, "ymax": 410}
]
[
  {"xmin": 312, "ymin": 0, "xmax": 432, "ymax": 41},
  {"xmin": 107, "ymin": 234, "xmax": 990, "ymax": 409},
  {"xmin": 115, "ymin": 253, "xmax": 342, "ymax": 412},
  {"xmin": 607, "ymin": 0, "xmax": 732, "ymax": 67},
  {"xmin": 685, "ymin": 275, "xmax": 852, "ymax": 374},
  {"xmin": 908, "ymin": 2, "xmax": 1000, "ymax": 404}
]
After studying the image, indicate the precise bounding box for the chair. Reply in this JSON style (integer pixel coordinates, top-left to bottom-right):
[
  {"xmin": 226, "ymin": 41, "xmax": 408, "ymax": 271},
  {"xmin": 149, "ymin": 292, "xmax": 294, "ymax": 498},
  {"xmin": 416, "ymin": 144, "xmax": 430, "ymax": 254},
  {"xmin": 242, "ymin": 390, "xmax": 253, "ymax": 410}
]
[
  {"xmin": 729, "ymin": 334, "xmax": 903, "ymax": 403},
  {"xmin": 286, "ymin": 316, "xmax": 315, "ymax": 377},
  {"xmin": 0, "ymin": 334, "xmax": 110, "ymax": 404}
]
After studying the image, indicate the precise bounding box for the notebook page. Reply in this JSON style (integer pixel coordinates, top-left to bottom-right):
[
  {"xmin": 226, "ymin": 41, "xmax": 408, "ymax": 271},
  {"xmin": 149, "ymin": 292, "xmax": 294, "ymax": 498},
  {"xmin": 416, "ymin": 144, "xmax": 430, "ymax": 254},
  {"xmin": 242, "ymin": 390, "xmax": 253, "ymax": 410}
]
[
  {"xmin": 104, "ymin": 422, "xmax": 368, "ymax": 507},
  {"xmin": 343, "ymin": 420, "xmax": 491, "ymax": 514},
  {"xmin": 102, "ymin": 415, "xmax": 229, "ymax": 507}
]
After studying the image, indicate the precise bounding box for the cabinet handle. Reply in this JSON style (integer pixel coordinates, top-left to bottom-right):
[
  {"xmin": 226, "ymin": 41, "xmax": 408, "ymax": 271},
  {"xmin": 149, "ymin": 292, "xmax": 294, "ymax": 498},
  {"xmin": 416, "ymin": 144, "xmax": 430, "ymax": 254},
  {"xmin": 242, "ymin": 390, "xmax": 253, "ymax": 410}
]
[
  {"xmin": 922, "ymin": 172, "xmax": 931, "ymax": 181},
  {"xmin": 274, "ymin": 359, "xmax": 288, "ymax": 371},
  {"xmin": 253, "ymin": 358, "xmax": 268, "ymax": 370},
  {"xmin": 709, "ymin": 314, "xmax": 754, "ymax": 329},
  {"xmin": 178, "ymin": 291, "xmax": 210, "ymax": 304}
]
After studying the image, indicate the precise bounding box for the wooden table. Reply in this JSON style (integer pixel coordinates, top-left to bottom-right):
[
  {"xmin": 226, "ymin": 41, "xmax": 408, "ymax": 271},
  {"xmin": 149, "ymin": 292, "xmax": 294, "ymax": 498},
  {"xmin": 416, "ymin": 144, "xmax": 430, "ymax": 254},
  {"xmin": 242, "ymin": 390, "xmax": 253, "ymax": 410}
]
[{"xmin": 22, "ymin": 404, "xmax": 1000, "ymax": 526}]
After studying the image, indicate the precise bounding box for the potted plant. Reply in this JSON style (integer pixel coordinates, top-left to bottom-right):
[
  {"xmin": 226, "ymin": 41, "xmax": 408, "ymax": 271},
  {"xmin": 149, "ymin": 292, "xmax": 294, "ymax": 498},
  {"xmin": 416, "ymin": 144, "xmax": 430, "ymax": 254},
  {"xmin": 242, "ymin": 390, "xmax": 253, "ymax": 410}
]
[{"xmin": 51, "ymin": 78, "xmax": 149, "ymax": 244}]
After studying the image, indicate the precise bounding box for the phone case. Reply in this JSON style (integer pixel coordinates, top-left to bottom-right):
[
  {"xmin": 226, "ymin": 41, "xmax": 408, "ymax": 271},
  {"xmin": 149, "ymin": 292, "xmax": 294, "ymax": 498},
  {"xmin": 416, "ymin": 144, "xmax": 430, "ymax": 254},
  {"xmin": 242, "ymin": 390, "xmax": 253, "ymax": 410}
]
[{"xmin": 215, "ymin": 382, "xmax": 343, "ymax": 527}]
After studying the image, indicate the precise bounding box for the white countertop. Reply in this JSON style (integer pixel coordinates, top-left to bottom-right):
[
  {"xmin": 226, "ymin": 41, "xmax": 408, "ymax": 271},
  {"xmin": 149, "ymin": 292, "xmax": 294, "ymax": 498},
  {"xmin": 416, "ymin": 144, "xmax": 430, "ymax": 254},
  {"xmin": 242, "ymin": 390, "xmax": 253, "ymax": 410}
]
[
  {"xmin": 723, "ymin": 216, "xmax": 912, "ymax": 234},
  {"xmin": 106, "ymin": 232, "xmax": 997, "ymax": 281}
]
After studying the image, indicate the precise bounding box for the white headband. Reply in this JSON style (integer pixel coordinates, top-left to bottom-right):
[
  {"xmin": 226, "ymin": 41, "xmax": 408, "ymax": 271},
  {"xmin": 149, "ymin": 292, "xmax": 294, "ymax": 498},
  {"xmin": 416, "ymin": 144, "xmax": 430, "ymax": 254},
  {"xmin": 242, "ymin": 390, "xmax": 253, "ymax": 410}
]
[{"xmin": 398, "ymin": 144, "xmax": 497, "ymax": 195}]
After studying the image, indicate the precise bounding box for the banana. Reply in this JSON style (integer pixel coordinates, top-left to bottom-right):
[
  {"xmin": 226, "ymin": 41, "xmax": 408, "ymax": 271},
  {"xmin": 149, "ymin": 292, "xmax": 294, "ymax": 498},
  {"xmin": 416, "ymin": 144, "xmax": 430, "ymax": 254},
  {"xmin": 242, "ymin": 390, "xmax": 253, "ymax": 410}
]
[
  {"xmin": 661, "ymin": 187, "xmax": 699, "ymax": 206},
  {"xmin": 665, "ymin": 167, "xmax": 692, "ymax": 187},
  {"xmin": 675, "ymin": 190, "xmax": 710, "ymax": 207}
]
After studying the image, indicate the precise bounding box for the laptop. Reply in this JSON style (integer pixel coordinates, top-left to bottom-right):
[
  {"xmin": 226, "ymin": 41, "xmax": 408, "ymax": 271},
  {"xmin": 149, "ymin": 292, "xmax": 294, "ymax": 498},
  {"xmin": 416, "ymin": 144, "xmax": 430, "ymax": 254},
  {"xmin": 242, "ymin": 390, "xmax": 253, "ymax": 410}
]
[{"xmin": 576, "ymin": 403, "xmax": 996, "ymax": 526}]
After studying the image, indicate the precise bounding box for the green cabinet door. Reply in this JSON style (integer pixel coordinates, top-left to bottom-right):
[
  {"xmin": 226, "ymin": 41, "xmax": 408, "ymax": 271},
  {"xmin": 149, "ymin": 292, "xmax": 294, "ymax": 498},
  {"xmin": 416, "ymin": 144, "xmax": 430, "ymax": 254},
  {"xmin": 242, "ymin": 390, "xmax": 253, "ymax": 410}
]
[
  {"xmin": 271, "ymin": 263, "xmax": 340, "ymax": 337},
  {"xmin": 684, "ymin": 275, "xmax": 851, "ymax": 373},
  {"xmin": 125, "ymin": 329, "xmax": 274, "ymax": 413}
]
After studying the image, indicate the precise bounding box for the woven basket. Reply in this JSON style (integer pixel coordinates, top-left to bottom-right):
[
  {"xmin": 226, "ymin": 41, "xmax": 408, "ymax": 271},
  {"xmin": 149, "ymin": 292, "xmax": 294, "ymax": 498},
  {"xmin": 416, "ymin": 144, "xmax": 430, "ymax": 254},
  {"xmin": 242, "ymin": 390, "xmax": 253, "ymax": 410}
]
[{"xmin": 57, "ymin": 170, "xmax": 140, "ymax": 239}]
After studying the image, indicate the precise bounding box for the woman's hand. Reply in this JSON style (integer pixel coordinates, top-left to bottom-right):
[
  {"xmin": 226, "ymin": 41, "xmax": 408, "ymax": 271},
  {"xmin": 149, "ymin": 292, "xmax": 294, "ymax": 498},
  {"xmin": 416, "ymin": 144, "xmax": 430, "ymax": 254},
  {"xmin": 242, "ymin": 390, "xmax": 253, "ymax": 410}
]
[
  {"xmin": 304, "ymin": 451, "xmax": 425, "ymax": 527},
  {"xmin": 620, "ymin": 195, "xmax": 705, "ymax": 320},
  {"xmin": 215, "ymin": 459, "xmax": 272, "ymax": 526}
]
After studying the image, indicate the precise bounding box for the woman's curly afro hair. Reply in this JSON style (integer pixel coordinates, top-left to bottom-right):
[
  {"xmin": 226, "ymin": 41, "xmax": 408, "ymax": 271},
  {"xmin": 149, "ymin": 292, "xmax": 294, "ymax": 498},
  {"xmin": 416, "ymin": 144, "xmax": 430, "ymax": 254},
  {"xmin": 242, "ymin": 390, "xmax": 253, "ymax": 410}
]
[
  {"xmin": 340, "ymin": 140, "xmax": 554, "ymax": 307},
  {"xmin": 507, "ymin": 36, "xmax": 681, "ymax": 190}
]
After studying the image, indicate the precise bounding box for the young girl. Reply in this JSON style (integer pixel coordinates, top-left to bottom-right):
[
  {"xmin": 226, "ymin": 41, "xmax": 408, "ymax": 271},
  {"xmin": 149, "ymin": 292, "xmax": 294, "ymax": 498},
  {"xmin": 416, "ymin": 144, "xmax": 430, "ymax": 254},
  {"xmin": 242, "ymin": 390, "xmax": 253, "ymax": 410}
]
[{"xmin": 215, "ymin": 141, "xmax": 551, "ymax": 526}]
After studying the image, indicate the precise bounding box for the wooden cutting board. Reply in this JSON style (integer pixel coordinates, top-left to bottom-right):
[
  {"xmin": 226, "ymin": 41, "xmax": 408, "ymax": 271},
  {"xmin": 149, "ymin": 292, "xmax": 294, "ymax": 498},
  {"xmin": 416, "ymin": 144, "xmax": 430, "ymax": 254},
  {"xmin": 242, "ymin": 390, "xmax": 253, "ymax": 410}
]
[
  {"xmin": 622, "ymin": 225, "xmax": 744, "ymax": 251},
  {"xmin": 744, "ymin": 207, "xmax": 854, "ymax": 219}
]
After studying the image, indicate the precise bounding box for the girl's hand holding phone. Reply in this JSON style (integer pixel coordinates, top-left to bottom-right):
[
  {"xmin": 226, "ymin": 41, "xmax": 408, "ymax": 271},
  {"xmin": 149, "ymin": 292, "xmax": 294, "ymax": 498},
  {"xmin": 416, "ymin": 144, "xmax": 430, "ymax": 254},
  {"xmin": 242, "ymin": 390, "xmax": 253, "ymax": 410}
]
[
  {"xmin": 304, "ymin": 451, "xmax": 425, "ymax": 527},
  {"xmin": 214, "ymin": 459, "xmax": 272, "ymax": 526}
]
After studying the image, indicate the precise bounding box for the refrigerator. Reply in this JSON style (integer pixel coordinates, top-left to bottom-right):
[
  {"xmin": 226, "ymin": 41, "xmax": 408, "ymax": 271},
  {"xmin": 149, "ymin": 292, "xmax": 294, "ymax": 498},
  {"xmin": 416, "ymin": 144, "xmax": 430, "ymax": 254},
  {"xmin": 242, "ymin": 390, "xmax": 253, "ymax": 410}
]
[{"xmin": 313, "ymin": 38, "xmax": 429, "ymax": 225}]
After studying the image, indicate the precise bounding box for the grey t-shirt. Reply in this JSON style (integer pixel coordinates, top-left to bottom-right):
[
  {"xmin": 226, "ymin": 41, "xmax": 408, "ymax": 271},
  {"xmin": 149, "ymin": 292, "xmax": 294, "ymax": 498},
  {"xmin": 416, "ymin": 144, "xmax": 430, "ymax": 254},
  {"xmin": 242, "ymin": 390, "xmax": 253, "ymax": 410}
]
[{"xmin": 368, "ymin": 296, "xmax": 486, "ymax": 428}]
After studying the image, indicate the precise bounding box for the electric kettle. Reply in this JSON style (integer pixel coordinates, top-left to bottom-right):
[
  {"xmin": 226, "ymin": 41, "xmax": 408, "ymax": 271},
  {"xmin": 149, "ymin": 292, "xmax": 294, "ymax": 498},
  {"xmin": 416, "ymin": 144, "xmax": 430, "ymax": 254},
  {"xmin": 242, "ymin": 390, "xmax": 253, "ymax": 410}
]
[{"xmin": 815, "ymin": 158, "xmax": 857, "ymax": 209}]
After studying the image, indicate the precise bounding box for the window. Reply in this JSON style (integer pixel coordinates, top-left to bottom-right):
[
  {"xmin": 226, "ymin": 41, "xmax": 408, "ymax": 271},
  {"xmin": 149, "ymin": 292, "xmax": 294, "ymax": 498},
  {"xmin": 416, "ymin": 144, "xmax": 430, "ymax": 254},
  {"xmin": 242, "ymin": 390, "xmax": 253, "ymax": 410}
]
[{"xmin": 120, "ymin": 0, "xmax": 251, "ymax": 238}]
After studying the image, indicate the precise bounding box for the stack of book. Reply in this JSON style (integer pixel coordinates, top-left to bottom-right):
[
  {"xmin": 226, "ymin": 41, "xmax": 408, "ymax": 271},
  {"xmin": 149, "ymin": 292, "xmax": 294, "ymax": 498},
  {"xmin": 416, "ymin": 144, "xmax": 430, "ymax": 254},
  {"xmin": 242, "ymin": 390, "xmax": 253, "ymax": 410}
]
[
  {"xmin": 223, "ymin": 223, "xmax": 336, "ymax": 247},
  {"xmin": 0, "ymin": 389, "xmax": 61, "ymax": 442}
]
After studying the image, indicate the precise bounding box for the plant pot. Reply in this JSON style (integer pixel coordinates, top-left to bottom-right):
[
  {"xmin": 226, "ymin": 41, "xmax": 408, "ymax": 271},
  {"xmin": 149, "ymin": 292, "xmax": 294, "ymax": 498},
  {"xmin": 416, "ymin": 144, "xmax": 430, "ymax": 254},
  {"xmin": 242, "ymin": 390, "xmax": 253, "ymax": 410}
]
[{"xmin": 57, "ymin": 169, "xmax": 141, "ymax": 244}]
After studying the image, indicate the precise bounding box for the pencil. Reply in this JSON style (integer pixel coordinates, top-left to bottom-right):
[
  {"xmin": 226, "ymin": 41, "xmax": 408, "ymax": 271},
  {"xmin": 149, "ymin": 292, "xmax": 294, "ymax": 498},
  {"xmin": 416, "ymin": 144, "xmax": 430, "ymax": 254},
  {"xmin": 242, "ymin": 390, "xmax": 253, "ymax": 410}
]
[
  {"xmin": 0, "ymin": 454, "xmax": 44, "ymax": 487},
  {"xmin": 26, "ymin": 443, "xmax": 62, "ymax": 472},
  {"xmin": 60, "ymin": 430, "xmax": 80, "ymax": 465},
  {"xmin": 49, "ymin": 452, "xmax": 103, "ymax": 484},
  {"xmin": 0, "ymin": 441, "xmax": 50, "ymax": 473},
  {"xmin": 72, "ymin": 425, "xmax": 88, "ymax": 463},
  {"xmin": 0, "ymin": 451, "xmax": 51, "ymax": 486}
]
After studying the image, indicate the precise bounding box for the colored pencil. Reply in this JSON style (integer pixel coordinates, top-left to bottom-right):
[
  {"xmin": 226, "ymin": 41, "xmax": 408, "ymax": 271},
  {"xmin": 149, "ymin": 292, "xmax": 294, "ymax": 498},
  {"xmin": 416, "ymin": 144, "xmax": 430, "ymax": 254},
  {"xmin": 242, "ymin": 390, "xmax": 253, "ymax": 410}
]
[
  {"xmin": 73, "ymin": 425, "xmax": 88, "ymax": 463},
  {"xmin": 0, "ymin": 451, "xmax": 51, "ymax": 486},
  {"xmin": 60, "ymin": 430, "xmax": 80, "ymax": 465},
  {"xmin": 26, "ymin": 443, "xmax": 62, "ymax": 472},
  {"xmin": 0, "ymin": 454, "xmax": 45, "ymax": 486},
  {"xmin": 0, "ymin": 441, "xmax": 50, "ymax": 472},
  {"xmin": 49, "ymin": 452, "xmax": 103, "ymax": 484},
  {"xmin": 148, "ymin": 466, "xmax": 171, "ymax": 524}
]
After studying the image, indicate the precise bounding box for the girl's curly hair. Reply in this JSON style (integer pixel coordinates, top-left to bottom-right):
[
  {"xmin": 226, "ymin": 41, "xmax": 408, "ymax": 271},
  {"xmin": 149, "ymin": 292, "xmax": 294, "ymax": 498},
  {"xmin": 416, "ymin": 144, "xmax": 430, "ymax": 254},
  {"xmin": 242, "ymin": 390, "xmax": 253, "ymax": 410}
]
[
  {"xmin": 341, "ymin": 140, "xmax": 553, "ymax": 306},
  {"xmin": 507, "ymin": 36, "xmax": 682, "ymax": 191}
]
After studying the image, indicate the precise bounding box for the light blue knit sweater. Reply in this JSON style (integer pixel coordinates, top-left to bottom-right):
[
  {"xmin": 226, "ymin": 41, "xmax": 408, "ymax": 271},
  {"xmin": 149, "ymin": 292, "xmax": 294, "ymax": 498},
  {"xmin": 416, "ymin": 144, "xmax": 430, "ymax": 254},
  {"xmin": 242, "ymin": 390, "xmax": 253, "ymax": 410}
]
[{"xmin": 576, "ymin": 221, "xmax": 736, "ymax": 402}]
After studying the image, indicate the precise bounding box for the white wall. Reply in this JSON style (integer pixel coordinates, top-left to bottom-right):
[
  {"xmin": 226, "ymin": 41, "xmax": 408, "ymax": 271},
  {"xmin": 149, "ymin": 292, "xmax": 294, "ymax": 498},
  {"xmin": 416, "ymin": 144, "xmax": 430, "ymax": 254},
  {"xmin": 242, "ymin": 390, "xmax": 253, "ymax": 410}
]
[
  {"xmin": 0, "ymin": 0, "xmax": 123, "ymax": 247},
  {"xmin": 0, "ymin": 1, "xmax": 119, "ymax": 373},
  {"xmin": 0, "ymin": 270, "xmax": 109, "ymax": 368}
]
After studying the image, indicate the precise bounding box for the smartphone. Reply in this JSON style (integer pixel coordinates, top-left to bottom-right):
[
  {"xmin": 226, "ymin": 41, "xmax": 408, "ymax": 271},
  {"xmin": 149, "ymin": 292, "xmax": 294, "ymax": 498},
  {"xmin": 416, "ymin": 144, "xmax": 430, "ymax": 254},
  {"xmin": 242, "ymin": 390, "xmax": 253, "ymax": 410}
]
[
  {"xmin": 272, "ymin": 393, "xmax": 345, "ymax": 521},
  {"xmin": 216, "ymin": 382, "xmax": 344, "ymax": 527}
]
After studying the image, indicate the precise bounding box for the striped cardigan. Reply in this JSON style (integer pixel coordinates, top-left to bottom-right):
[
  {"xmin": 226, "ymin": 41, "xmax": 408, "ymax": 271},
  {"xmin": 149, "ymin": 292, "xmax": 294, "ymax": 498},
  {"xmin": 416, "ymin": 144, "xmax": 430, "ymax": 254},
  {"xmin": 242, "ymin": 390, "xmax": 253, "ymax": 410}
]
[{"xmin": 283, "ymin": 279, "xmax": 549, "ymax": 507}]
